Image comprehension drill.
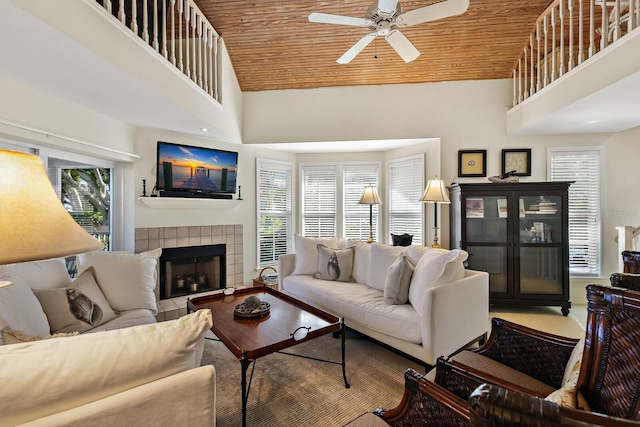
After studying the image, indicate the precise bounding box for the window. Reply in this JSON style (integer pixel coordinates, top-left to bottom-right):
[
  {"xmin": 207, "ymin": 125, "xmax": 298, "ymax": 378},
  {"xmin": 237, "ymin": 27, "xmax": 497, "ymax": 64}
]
[
  {"xmin": 300, "ymin": 165, "xmax": 337, "ymax": 237},
  {"xmin": 300, "ymin": 163, "xmax": 380, "ymax": 238},
  {"xmin": 343, "ymin": 164, "xmax": 380, "ymax": 241},
  {"xmin": 257, "ymin": 159, "xmax": 293, "ymax": 267},
  {"xmin": 549, "ymin": 147, "xmax": 602, "ymax": 276},
  {"xmin": 387, "ymin": 155, "xmax": 425, "ymax": 245}
]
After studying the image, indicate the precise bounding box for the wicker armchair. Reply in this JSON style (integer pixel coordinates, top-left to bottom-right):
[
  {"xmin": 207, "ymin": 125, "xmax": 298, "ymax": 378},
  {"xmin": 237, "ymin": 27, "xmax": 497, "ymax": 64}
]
[
  {"xmin": 365, "ymin": 284, "xmax": 640, "ymax": 426},
  {"xmin": 622, "ymin": 250, "xmax": 640, "ymax": 273},
  {"xmin": 468, "ymin": 384, "xmax": 640, "ymax": 427},
  {"xmin": 609, "ymin": 272, "xmax": 640, "ymax": 290}
]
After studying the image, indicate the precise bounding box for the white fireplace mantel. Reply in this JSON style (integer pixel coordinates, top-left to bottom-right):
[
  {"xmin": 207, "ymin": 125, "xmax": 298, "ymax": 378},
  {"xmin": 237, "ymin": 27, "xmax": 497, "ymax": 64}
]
[{"xmin": 138, "ymin": 196, "xmax": 243, "ymax": 209}]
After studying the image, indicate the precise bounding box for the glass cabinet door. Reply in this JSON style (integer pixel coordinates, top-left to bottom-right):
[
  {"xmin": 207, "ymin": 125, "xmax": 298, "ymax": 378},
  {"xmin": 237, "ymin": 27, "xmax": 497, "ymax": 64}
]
[
  {"xmin": 517, "ymin": 195, "xmax": 564, "ymax": 296},
  {"xmin": 464, "ymin": 196, "xmax": 509, "ymax": 295}
]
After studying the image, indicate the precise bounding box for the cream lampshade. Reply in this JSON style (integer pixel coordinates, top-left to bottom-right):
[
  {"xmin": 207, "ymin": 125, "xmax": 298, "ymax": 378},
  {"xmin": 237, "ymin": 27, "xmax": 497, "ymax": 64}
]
[
  {"xmin": 419, "ymin": 177, "xmax": 451, "ymax": 248},
  {"xmin": 0, "ymin": 149, "xmax": 104, "ymax": 266},
  {"xmin": 358, "ymin": 185, "xmax": 381, "ymax": 243}
]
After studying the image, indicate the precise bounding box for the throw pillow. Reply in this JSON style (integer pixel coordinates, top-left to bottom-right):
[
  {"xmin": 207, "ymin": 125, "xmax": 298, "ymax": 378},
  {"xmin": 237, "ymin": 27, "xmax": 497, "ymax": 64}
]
[
  {"xmin": 350, "ymin": 241, "xmax": 371, "ymax": 284},
  {"xmin": 2, "ymin": 326, "xmax": 78, "ymax": 345},
  {"xmin": 366, "ymin": 243, "xmax": 407, "ymax": 291},
  {"xmin": 77, "ymin": 248, "xmax": 161, "ymax": 315},
  {"xmin": 0, "ymin": 309, "xmax": 212, "ymax": 426},
  {"xmin": 34, "ymin": 268, "xmax": 117, "ymax": 333},
  {"xmin": 314, "ymin": 245, "xmax": 354, "ymax": 282},
  {"xmin": 562, "ymin": 336, "xmax": 585, "ymax": 386},
  {"xmin": 406, "ymin": 246, "xmax": 468, "ymax": 285},
  {"xmin": 408, "ymin": 249, "xmax": 462, "ymax": 315},
  {"xmin": 384, "ymin": 256, "xmax": 414, "ymax": 304},
  {"xmin": 0, "ymin": 274, "xmax": 51, "ymax": 337},
  {"xmin": 0, "ymin": 257, "xmax": 71, "ymax": 291},
  {"xmin": 293, "ymin": 234, "xmax": 339, "ymax": 276},
  {"xmin": 545, "ymin": 384, "xmax": 590, "ymax": 410}
]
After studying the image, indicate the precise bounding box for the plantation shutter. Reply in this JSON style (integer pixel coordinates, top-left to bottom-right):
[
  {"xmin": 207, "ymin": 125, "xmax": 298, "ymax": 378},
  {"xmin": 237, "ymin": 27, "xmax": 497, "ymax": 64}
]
[
  {"xmin": 301, "ymin": 165, "xmax": 337, "ymax": 237},
  {"xmin": 387, "ymin": 155, "xmax": 424, "ymax": 245},
  {"xmin": 257, "ymin": 159, "xmax": 293, "ymax": 267},
  {"xmin": 343, "ymin": 164, "xmax": 380, "ymax": 241},
  {"xmin": 549, "ymin": 149, "xmax": 601, "ymax": 275}
]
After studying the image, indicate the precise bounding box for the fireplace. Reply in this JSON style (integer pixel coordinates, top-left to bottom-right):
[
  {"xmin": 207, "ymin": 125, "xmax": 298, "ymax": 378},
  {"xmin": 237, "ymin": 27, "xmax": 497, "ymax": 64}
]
[{"xmin": 159, "ymin": 244, "xmax": 227, "ymax": 299}]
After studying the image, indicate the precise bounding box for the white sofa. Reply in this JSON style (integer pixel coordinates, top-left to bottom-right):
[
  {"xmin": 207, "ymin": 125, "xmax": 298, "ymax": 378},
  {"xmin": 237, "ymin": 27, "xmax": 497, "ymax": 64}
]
[
  {"xmin": 0, "ymin": 250, "xmax": 216, "ymax": 426},
  {"xmin": 279, "ymin": 237, "xmax": 490, "ymax": 366}
]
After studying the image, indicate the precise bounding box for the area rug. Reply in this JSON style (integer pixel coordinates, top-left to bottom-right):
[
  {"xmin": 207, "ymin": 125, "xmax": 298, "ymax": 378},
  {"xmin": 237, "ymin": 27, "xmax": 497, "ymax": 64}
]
[{"xmin": 200, "ymin": 330, "xmax": 419, "ymax": 427}]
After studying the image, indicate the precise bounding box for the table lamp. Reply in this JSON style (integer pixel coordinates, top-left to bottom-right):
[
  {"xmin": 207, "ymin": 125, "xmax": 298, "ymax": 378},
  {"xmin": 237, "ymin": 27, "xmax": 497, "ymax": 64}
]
[
  {"xmin": 358, "ymin": 185, "xmax": 381, "ymax": 243},
  {"xmin": 419, "ymin": 177, "xmax": 450, "ymax": 248},
  {"xmin": 0, "ymin": 149, "xmax": 104, "ymax": 281}
]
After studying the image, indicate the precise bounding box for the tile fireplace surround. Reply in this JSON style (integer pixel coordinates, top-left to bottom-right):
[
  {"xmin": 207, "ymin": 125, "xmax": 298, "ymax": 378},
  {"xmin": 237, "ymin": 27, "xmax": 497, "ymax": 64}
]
[{"xmin": 135, "ymin": 224, "xmax": 244, "ymax": 321}]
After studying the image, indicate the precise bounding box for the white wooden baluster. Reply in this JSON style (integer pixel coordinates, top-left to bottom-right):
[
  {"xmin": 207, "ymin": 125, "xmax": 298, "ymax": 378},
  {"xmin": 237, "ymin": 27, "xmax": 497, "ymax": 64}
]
[
  {"xmin": 204, "ymin": 26, "xmax": 209, "ymax": 94},
  {"xmin": 184, "ymin": 0, "xmax": 190, "ymax": 78},
  {"xmin": 213, "ymin": 36, "xmax": 219, "ymax": 101},
  {"xmin": 551, "ymin": 7, "xmax": 557, "ymax": 82},
  {"xmin": 529, "ymin": 34, "xmax": 534, "ymax": 96},
  {"xmin": 636, "ymin": 0, "xmax": 639, "ymax": 28},
  {"xmin": 523, "ymin": 47, "xmax": 528, "ymax": 98},
  {"xmin": 197, "ymin": 15, "xmax": 203, "ymax": 88},
  {"xmin": 578, "ymin": 0, "xmax": 584, "ymax": 64},
  {"xmin": 210, "ymin": 31, "xmax": 215, "ymax": 98},
  {"xmin": 613, "ymin": 0, "xmax": 621, "ymax": 42},
  {"xmin": 105, "ymin": 0, "xmax": 112, "ymax": 14},
  {"xmin": 178, "ymin": 0, "xmax": 184, "ymax": 72},
  {"xmin": 568, "ymin": 0, "xmax": 574, "ymax": 70},
  {"xmin": 131, "ymin": 0, "xmax": 138, "ymax": 34},
  {"xmin": 629, "ymin": 0, "xmax": 636, "ymax": 31},
  {"xmin": 153, "ymin": 0, "xmax": 159, "ymax": 52},
  {"xmin": 119, "ymin": 0, "xmax": 125, "ymax": 24},
  {"xmin": 601, "ymin": 0, "xmax": 609, "ymax": 49},
  {"xmin": 513, "ymin": 70, "xmax": 517, "ymax": 106},
  {"xmin": 170, "ymin": 0, "xmax": 176, "ymax": 66},
  {"xmin": 191, "ymin": 7, "xmax": 197, "ymax": 83},
  {"xmin": 559, "ymin": 0, "xmax": 565, "ymax": 77},
  {"xmin": 536, "ymin": 22, "xmax": 541, "ymax": 92},
  {"xmin": 143, "ymin": 0, "xmax": 149, "ymax": 44},
  {"xmin": 162, "ymin": 0, "xmax": 168, "ymax": 59},
  {"xmin": 589, "ymin": 0, "xmax": 595, "ymax": 57},
  {"xmin": 518, "ymin": 58, "xmax": 523, "ymax": 103}
]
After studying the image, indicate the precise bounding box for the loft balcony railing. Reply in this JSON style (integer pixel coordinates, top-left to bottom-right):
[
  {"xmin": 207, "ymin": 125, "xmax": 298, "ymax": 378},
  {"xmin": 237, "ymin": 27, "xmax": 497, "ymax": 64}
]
[
  {"xmin": 511, "ymin": 0, "xmax": 639, "ymax": 107},
  {"xmin": 96, "ymin": 0, "xmax": 221, "ymax": 102}
]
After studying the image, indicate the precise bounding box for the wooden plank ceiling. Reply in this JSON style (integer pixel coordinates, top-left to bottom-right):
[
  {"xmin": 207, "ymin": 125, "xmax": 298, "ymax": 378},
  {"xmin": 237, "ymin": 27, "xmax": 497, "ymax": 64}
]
[{"xmin": 195, "ymin": 0, "xmax": 553, "ymax": 92}]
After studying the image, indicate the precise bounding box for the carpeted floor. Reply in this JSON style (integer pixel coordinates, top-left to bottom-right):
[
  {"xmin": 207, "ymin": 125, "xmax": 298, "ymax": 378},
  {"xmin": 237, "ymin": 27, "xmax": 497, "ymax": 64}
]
[{"xmin": 200, "ymin": 330, "xmax": 423, "ymax": 427}]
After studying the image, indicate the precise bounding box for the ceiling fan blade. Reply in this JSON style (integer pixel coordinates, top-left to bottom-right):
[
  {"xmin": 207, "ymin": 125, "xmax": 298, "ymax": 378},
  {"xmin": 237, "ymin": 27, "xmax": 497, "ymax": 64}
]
[
  {"xmin": 385, "ymin": 30, "xmax": 420, "ymax": 62},
  {"xmin": 377, "ymin": 0, "xmax": 399, "ymax": 14},
  {"xmin": 397, "ymin": 0, "xmax": 469, "ymax": 27},
  {"xmin": 337, "ymin": 33, "xmax": 377, "ymax": 64},
  {"xmin": 308, "ymin": 12, "xmax": 369, "ymax": 27}
]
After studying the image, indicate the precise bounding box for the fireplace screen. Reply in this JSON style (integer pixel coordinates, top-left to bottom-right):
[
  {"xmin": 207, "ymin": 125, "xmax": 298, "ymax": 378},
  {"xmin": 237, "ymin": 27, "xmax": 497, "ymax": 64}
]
[{"xmin": 160, "ymin": 244, "xmax": 226, "ymax": 299}]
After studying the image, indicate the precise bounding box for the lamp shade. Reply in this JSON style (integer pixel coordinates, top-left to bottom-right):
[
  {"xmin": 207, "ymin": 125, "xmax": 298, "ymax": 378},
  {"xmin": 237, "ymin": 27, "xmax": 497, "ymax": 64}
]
[
  {"xmin": 359, "ymin": 185, "xmax": 381, "ymax": 205},
  {"xmin": 0, "ymin": 149, "xmax": 104, "ymax": 265},
  {"xmin": 419, "ymin": 178, "xmax": 451, "ymax": 204}
]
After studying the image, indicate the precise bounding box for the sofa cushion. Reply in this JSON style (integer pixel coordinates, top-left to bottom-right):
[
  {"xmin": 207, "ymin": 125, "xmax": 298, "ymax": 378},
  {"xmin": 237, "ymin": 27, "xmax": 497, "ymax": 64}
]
[
  {"xmin": 384, "ymin": 255, "xmax": 414, "ymax": 305},
  {"xmin": 0, "ymin": 309, "xmax": 212, "ymax": 426},
  {"xmin": 283, "ymin": 275, "xmax": 422, "ymax": 344},
  {"xmin": 0, "ymin": 274, "xmax": 51, "ymax": 337},
  {"xmin": 315, "ymin": 245, "xmax": 354, "ymax": 282},
  {"xmin": 407, "ymin": 246, "xmax": 468, "ymax": 285},
  {"xmin": 350, "ymin": 241, "xmax": 371, "ymax": 284},
  {"xmin": 86, "ymin": 308, "xmax": 157, "ymax": 332},
  {"xmin": 293, "ymin": 234, "xmax": 340, "ymax": 275},
  {"xmin": 408, "ymin": 249, "xmax": 465, "ymax": 315},
  {"xmin": 34, "ymin": 268, "xmax": 117, "ymax": 333},
  {"xmin": 77, "ymin": 249, "xmax": 161, "ymax": 315},
  {"xmin": 0, "ymin": 257, "xmax": 71, "ymax": 291},
  {"xmin": 367, "ymin": 243, "xmax": 407, "ymax": 291},
  {"xmin": 2, "ymin": 326, "xmax": 78, "ymax": 344}
]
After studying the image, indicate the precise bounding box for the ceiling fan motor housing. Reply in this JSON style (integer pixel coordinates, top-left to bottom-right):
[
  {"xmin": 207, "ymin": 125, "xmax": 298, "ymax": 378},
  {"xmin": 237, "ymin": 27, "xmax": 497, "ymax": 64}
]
[{"xmin": 366, "ymin": 1, "xmax": 401, "ymax": 35}]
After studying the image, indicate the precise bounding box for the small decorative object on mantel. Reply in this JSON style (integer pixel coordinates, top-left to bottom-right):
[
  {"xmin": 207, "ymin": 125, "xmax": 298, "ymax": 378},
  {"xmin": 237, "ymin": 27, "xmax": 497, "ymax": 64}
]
[
  {"xmin": 488, "ymin": 170, "xmax": 519, "ymax": 183},
  {"xmin": 234, "ymin": 296, "xmax": 270, "ymax": 318},
  {"xmin": 237, "ymin": 185, "xmax": 243, "ymax": 200}
]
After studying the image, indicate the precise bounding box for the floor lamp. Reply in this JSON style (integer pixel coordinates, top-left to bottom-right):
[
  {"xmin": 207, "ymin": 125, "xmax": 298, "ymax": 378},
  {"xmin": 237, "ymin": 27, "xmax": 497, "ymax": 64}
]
[
  {"xmin": 420, "ymin": 177, "xmax": 451, "ymax": 248},
  {"xmin": 0, "ymin": 149, "xmax": 104, "ymax": 286},
  {"xmin": 359, "ymin": 185, "xmax": 381, "ymax": 243}
]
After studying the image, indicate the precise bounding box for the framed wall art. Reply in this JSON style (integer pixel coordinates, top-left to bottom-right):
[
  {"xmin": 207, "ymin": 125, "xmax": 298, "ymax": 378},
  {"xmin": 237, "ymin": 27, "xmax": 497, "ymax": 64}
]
[
  {"xmin": 502, "ymin": 149, "xmax": 531, "ymax": 176},
  {"xmin": 458, "ymin": 150, "xmax": 487, "ymax": 177}
]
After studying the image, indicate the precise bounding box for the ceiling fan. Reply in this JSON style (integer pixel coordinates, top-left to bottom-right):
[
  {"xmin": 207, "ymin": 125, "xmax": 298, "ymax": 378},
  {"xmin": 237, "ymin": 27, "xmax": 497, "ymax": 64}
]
[{"xmin": 308, "ymin": 0, "xmax": 470, "ymax": 64}]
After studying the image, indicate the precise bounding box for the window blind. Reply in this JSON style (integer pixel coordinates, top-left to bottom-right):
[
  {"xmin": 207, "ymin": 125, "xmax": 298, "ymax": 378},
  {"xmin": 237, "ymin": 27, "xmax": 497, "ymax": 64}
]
[
  {"xmin": 257, "ymin": 159, "xmax": 293, "ymax": 267},
  {"xmin": 343, "ymin": 165, "xmax": 380, "ymax": 241},
  {"xmin": 387, "ymin": 155, "xmax": 424, "ymax": 245},
  {"xmin": 549, "ymin": 149, "xmax": 601, "ymax": 275},
  {"xmin": 301, "ymin": 165, "xmax": 337, "ymax": 238}
]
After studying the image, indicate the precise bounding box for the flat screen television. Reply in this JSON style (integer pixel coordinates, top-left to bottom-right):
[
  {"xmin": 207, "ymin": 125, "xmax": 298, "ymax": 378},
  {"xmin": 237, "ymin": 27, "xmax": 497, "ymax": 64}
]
[{"xmin": 156, "ymin": 141, "xmax": 238, "ymax": 199}]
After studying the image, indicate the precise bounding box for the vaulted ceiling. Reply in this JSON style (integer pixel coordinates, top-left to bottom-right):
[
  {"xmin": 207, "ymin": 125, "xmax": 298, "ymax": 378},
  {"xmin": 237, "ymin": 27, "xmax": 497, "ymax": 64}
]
[{"xmin": 196, "ymin": 0, "xmax": 553, "ymax": 92}]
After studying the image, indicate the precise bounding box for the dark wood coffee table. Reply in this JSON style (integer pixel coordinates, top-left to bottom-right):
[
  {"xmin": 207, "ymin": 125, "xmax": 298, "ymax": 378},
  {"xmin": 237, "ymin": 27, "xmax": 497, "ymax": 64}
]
[{"xmin": 187, "ymin": 286, "xmax": 349, "ymax": 427}]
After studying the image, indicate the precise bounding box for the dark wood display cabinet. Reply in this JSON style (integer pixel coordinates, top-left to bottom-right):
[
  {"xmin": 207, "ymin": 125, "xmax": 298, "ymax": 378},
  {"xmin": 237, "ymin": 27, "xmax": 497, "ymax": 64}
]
[{"xmin": 449, "ymin": 182, "xmax": 572, "ymax": 315}]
